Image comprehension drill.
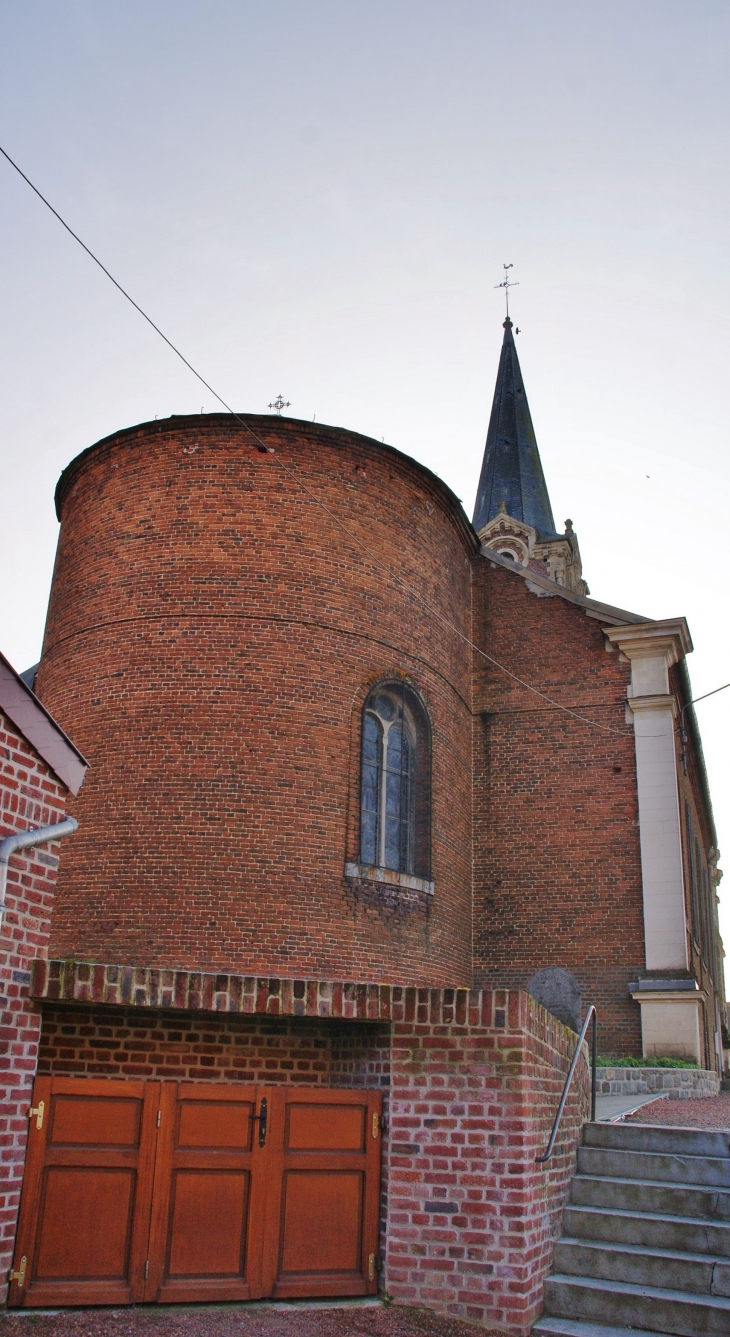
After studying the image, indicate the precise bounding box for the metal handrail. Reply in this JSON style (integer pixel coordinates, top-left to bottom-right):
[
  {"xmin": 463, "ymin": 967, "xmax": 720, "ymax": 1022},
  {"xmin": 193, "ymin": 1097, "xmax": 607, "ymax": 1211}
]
[{"xmin": 536, "ymin": 1004, "xmax": 597, "ymax": 1164}]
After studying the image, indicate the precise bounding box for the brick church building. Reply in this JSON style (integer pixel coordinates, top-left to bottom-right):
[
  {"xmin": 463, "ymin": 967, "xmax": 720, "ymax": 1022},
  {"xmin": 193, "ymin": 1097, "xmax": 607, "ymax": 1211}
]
[{"xmin": 0, "ymin": 317, "xmax": 723, "ymax": 1329}]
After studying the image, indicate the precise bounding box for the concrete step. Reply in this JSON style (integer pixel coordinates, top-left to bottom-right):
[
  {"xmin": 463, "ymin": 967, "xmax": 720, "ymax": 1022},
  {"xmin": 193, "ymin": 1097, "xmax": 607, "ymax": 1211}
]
[
  {"xmin": 570, "ymin": 1173, "xmax": 730, "ymax": 1220},
  {"xmin": 543, "ymin": 1273, "xmax": 730, "ymax": 1337},
  {"xmin": 564, "ymin": 1203, "xmax": 730, "ymax": 1256},
  {"xmin": 577, "ymin": 1145, "xmax": 730, "ymax": 1187},
  {"xmin": 553, "ymin": 1236, "xmax": 730, "ymax": 1295},
  {"xmin": 584, "ymin": 1122, "xmax": 730, "ymax": 1160},
  {"xmin": 534, "ymin": 1318, "xmax": 675, "ymax": 1337}
]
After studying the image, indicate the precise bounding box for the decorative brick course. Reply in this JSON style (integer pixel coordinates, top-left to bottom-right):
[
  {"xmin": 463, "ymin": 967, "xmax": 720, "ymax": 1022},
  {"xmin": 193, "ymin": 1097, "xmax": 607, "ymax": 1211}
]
[
  {"xmin": 0, "ymin": 708, "xmax": 71, "ymax": 1301},
  {"xmin": 33, "ymin": 957, "xmax": 403, "ymax": 1019}
]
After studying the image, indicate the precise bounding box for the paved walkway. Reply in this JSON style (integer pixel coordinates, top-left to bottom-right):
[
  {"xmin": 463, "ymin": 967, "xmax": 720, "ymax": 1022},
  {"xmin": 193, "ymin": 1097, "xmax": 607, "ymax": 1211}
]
[
  {"xmin": 0, "ymin": 1301, "xmax": 505, "ymax": 1337},
  {"xmin": 595, "ymin": 1091, "xmax": 669, "ymax": 1122}
]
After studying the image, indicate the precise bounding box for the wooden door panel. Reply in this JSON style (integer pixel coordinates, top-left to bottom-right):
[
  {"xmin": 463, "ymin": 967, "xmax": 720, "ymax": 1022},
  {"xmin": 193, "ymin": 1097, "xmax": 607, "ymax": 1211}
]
[
  {"xmin": 265, "ymin": 1088, "xmax": 382, "ymax": 1299},
  {"xmin": 146, "ymin": 1082, "xmax": 263, "ymax": 1303},
  {"xmin": 177, "ymin": 1099, "xmax": 253, "ymax": 1150},
  {"xmin": 35, "ymin": 1168, "xmax": 135, "ymax": 1280},
  {"xmin": 9, "ymin": 1078, "xmax": 159, "ymax": 1308},
  {"xmin": 286, "ymin": 1103, "xmax": 366, "ymax": 1151},
  {"xmin": 49, "ymin": 1094, "xmax": 142, "ymax": 1147},
  {"xmin": 279, "ymin": 1170, "xmax": 363, "ymax": 1276},
  {"xmin": 167, "ymin": 1171, "xmax": 250, "ymax": 1275}
]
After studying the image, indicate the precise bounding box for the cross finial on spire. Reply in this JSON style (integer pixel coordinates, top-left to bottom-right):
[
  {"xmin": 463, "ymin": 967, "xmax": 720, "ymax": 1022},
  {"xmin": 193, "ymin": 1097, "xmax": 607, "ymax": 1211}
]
[
  {"xmin": 495, "ymin": 263, "xmax": 519, "ymax": 318},
  {"xmin": 268, "ymin": 394, "xmax": 291, "ymax": 415}
]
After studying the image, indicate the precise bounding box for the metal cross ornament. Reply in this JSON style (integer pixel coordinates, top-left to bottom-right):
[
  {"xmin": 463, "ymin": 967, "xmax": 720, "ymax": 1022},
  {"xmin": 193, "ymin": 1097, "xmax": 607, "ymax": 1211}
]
[
  {"xmin": 495, "ymin": 263, "xmax": 519, "ymax": 318},
  {"xmin": 268, "ymin": 394, "xmax": 291, "ymax": 415}
]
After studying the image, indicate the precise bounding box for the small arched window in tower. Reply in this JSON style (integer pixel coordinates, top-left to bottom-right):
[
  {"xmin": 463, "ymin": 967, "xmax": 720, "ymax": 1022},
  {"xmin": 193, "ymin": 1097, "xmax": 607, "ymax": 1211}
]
[{"xmin": 360, "ymin": 681, "xmax": 431, "ymax": 879}]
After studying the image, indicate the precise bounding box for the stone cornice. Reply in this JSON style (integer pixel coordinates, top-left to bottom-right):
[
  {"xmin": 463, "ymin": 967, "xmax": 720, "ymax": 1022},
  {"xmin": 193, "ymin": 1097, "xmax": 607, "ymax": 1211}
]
[
  {"xmin": 603, "ymin": 618, "xmax": 693, "ymax": 665},
  {"xmin": 627, "ymin": 694, "xmax": 679, "ymax": 718}
]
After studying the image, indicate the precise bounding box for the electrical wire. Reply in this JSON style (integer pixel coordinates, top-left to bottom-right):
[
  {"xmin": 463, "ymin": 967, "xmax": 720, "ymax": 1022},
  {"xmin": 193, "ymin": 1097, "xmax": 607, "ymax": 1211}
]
[{"xmin": 0, "ymin": 143, "xmax": 681, "ymax": 740}]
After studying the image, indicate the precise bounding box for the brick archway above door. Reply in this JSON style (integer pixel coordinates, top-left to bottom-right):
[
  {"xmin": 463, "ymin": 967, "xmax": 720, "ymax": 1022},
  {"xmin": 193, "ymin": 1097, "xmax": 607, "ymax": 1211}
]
[{"xmin": 9, "ymin": 1078, "xmax": 382, "ymax": 1308}]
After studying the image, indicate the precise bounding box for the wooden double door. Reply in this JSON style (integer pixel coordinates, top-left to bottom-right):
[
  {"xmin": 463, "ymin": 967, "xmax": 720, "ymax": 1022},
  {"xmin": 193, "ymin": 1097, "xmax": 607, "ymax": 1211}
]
[{"xmin": 9, "ymin": 1077, "xmax": 382, "ymax": 1308}]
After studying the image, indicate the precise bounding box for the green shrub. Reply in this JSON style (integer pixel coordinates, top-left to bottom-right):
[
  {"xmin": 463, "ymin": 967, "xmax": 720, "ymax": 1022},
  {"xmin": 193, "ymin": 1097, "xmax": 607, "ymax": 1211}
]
[{"xmin": 595, "ymin": 1055, "xmax": 699, "ymax": 1069}]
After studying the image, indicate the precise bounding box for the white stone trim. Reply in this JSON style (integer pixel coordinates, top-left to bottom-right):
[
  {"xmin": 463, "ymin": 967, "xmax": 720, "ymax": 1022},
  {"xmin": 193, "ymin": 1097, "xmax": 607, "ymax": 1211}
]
[
  {"xmin": 604, "ymin": 620, "xmax": 692, "ymax": 977},
  {"xmin": 630, "ymin": 986, "xmax": 706, "ymax": 1062}
]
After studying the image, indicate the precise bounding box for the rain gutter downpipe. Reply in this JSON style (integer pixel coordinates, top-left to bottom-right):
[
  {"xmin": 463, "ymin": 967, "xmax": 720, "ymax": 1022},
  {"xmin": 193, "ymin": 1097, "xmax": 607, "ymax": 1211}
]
[{"xmin": 0, "ymin": 818, "xmax": 78, "ymax": 929}]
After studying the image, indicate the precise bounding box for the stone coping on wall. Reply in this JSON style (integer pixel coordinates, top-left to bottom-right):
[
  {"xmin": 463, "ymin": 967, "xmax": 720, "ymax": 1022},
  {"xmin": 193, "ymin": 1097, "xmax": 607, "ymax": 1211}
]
[
  {"xmin": 596, "ymin": 1066, "xmax": 721, "ymax": 1099},
  {"xmin": 31, "ymin": 957, "xmax": 530, "ymax": 1027}
]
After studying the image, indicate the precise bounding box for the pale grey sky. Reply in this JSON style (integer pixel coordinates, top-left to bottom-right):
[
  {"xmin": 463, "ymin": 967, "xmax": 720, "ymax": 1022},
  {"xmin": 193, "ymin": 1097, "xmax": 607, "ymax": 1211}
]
[{"xmin": 2, "ymin": 1, "xmax": 729, "ymax": 944}]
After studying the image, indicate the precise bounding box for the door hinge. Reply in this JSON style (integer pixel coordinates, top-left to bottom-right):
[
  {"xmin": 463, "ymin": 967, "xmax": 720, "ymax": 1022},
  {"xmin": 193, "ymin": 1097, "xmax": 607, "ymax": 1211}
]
[
  {"xmin": 144, "ymin": 1260, "xmax": 149, "ymax": 1280},
  {"xmin": 28, "ymin": 1100, "xmax": 44, "ymax": 1130},
  {"xmin": 9, "ymin": 1256, "xmax": 26, "ymax": 1287},
  {"xmin": 372, "ymin": 1112, "xmax": 386, "ymax": 1138},
  {"xmin": 368, "ymin": 1252, "xmax": 375, "ymax": 1281},
  {"xmin": 156, "ymin": 1109, "xmax": 161, "ymax": 1128}
]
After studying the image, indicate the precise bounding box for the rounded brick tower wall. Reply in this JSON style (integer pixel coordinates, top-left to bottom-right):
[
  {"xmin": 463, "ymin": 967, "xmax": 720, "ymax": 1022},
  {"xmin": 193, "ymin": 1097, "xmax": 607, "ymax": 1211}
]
[{"xmin": 35, "ymin": 414, "xmax": 477, "ymax": 985}]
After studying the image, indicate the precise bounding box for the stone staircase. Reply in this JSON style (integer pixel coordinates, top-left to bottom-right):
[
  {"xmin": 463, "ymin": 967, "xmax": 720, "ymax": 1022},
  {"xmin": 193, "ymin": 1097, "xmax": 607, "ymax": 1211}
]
[{"xmin": 533, "ymin": 1121, "xmax": 730, "ymax": 1337}]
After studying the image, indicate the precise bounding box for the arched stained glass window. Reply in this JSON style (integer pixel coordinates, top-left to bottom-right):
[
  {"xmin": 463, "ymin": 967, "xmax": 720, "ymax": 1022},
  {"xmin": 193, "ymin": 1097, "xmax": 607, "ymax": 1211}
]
[{"xmin": 359, "ymin": 681, "xmax": 431, "ymax": 878}]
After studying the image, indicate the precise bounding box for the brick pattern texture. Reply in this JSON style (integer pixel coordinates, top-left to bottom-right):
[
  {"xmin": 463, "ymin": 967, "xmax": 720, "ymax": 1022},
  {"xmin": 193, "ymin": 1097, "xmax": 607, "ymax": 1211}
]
[
  {"xmin": 472, "ymin": 560, "xmax": 645, "ymax": 1056},
  {"xmin": 385, "ymin": 987, "xmax": 589, "ymax": 1335},
  {"xmin": 0, "ymin": 708, "xmax": 70, "ymax": 1300},
  {"xmin": 35, "ymin": 986, "xmax": 587, "ymax": 1336},
  {"xmin": 37, "ymin": 1005, "xmax": 390, "ymax": 1087},
  {"xmin": 35, "ymin": 415, "xmax": 476, "ymax": 986}
]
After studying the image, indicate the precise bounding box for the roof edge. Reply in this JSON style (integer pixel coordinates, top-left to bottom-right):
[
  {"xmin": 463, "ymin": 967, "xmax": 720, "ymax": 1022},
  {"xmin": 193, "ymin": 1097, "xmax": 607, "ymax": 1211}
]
[
  {"xmin": 480, "ymin": 547, "xmax": 649, "ymax": 624},
  {"xmin": 0, "ymin": 651, "xmax": 89, "ymax": 795},
  {"xmin": 54, "ymin": 413, "xmax": 481, "ymax": 557}
]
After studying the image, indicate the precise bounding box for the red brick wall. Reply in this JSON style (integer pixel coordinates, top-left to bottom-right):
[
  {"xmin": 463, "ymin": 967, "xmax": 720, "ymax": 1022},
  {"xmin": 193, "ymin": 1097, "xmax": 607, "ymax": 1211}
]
[
  {"xmin": 472, "ymin": 559, "xmax": 645, "ymax": 1056},
  {"xmin": 0, "ymin": 708, "xmax": 70, "ymax": 1298},
  {"xmin": 385, "ymin": 988, "xmax": 589, "ymax": 1335},
  {"xmin": 38, "ymin": 1005, "xmax": 390, "ymax": 1087},
  {"xmin": 35, "ymin": 414, "xmax": 476, "ymax": 986}
]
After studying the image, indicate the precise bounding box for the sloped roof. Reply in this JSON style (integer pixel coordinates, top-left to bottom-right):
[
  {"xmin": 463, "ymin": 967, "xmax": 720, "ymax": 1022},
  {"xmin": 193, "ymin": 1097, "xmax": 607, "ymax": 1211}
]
[{"xmin": 0, "ymin": 651, "xmax": 88, "ymax": 795}]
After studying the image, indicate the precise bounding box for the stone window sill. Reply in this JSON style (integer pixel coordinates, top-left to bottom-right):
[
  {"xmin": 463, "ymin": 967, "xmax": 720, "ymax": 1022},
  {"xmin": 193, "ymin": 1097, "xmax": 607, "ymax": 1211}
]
[{"xmin": 344, "ymin": 862, "xmax": 434, "ymax": 895}]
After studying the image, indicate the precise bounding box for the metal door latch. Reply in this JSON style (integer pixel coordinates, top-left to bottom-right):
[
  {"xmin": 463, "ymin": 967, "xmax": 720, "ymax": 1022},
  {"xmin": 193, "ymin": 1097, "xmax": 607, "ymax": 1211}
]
[
  {"xmin": 9, "ymin": 1256, "xmax": 26, "ymax": 1287},
  {"xmin": 28, "ymin": 1101, "xmax": 44, "ymax": 1130},
  {"xmin": 250, "ymin": 1096, "xmax": 268, "ymax": 1147}
]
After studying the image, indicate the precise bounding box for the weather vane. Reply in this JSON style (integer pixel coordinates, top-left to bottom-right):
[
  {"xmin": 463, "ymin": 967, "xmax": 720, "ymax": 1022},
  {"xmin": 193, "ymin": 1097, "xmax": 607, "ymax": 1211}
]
[
  {"xmin": 268, "ymin": 394, "xmax": 291, "ymax": 415},
  {"xmin": 495, "ymin": 263, "xmax": 519, "ymax": 318}
]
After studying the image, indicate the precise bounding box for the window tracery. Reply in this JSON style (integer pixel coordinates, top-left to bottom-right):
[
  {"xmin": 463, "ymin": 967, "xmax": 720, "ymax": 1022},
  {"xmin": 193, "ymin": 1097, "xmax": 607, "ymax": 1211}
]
[{"xmin": 359, "ymin": 681, "xmax": 430, "ymax": 880}]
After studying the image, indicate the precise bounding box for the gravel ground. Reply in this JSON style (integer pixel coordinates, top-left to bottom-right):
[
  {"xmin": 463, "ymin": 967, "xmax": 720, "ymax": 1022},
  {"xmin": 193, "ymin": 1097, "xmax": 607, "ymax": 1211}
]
[
  {"xmin": 0, "ymin": 1302, "xmax": 504, "ymax": 1337},
  {"xmin": 626, "ymin": 1092, "xmax": 730, "ymax": 1128}
]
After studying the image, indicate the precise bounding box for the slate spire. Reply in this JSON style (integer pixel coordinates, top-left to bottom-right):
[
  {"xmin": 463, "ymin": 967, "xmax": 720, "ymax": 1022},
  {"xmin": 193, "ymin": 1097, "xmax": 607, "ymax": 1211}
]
[{"xmin": 472, "ymin": 318, "xmax": 558, "ymax": 538}]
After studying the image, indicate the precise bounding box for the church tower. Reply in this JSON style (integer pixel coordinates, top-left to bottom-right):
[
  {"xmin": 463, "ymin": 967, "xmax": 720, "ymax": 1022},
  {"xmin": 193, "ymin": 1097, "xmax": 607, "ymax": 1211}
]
[{"xmin": 473, "ymin": 317, "xmax": 588, "ymax": 595}]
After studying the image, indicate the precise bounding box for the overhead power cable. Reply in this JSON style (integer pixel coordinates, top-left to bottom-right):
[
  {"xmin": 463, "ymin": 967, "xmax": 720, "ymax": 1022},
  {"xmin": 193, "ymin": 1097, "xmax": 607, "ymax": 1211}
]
[{"xmin": 1, "ymin": 143, "xmax": 642, "ymax": 738}]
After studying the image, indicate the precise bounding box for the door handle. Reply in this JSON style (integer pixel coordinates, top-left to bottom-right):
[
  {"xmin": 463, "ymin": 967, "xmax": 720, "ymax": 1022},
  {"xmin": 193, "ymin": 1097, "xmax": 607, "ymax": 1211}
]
[{"xmin": 250, "ymin": 1097, "xmax": 268, "ymax": 1147}]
